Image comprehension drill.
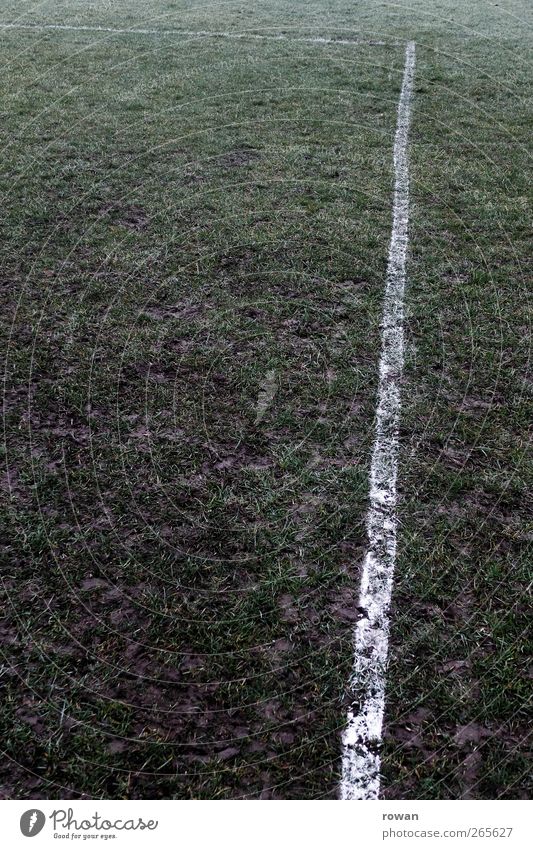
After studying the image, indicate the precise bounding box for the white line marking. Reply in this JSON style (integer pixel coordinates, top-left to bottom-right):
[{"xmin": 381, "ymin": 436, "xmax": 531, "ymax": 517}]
[
  {"xmin": 0, "ymin": 22, "xmax": 387, "ymax": 47},
  {"xmin": 340, "ymin": 40, "xmax": 416, "ymax": 801}
]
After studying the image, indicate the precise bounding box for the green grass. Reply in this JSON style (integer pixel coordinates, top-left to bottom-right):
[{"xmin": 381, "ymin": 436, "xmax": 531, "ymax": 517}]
[{"xmin": 1, "ymin": 1, "xmax": 531, "ymax": 800}]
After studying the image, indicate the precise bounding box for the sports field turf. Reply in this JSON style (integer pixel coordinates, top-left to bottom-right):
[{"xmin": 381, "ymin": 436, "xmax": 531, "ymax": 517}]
[{"xmin": 1, "ymin": 1, "xmax": 531, "ymax": 800}]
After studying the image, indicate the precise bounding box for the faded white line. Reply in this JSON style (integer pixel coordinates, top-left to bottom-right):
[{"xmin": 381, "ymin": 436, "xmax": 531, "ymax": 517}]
[
  {"xmin": 340, "ymin": 40, "xmax": 416, "ymax": 801},
  {"xmin": 0, "ymin": 22, "xmax": 388, "ymax": 47}
]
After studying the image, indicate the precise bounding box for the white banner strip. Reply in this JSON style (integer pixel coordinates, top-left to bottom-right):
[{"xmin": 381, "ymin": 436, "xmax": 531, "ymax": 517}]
[{"xmin": 0, "ymin": 799, "xmax": 530, "ymax": 848}]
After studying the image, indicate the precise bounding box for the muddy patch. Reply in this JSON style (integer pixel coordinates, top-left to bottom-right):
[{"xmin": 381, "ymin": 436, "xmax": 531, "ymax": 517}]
[
  {"xmin": 100, "ymin": 203, "xmax": 149, "ymax": 231},
  {"xmin": 219, "ymin": 148, "xmax": 260, "ymax": 168}
]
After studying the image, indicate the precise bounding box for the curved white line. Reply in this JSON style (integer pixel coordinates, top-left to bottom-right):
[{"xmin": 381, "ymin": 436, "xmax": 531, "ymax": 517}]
[{"xmin": 0, "ymin": 22, "xmax": 388, "ymax": 47}]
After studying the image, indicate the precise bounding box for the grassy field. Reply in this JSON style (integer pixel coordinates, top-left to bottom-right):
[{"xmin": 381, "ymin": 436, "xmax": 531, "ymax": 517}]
[{"xmin": 1, "ymin": 1, "xmax": 531, "ymax": 800}]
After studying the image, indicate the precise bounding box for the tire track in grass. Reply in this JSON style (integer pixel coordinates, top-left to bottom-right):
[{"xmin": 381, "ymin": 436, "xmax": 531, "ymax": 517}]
[{"xmin": 340, "ymin": 40, "xmax": 416, "ymax": 801}]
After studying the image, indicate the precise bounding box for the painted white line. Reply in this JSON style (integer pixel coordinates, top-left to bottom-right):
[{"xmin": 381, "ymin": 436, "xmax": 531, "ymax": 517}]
[
  {"xmin": 0, "ymin": 22, "xmax": 388, "ymax": 47},
  {"xmin": 340, "ymin": 40, "xmax": 416, "ymax": 801}
]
